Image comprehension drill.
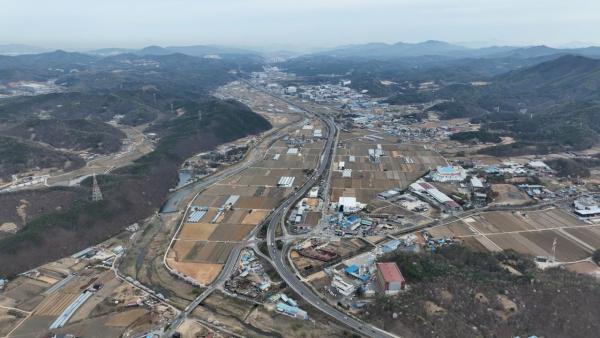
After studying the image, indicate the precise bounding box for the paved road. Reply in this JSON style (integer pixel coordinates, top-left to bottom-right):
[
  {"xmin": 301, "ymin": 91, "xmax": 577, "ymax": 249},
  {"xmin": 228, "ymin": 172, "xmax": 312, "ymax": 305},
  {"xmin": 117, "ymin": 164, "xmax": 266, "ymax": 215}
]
[
  {"xmin": 164, "ymin": 83, "xmax": 395, "ymax": 338},
  {"xmin": 162, "ymin": 96, "xmax": 311, "ymax": 337},
  {"xmin": 261, "ymin": 97, "xmax": 396, "ymax": 338}
]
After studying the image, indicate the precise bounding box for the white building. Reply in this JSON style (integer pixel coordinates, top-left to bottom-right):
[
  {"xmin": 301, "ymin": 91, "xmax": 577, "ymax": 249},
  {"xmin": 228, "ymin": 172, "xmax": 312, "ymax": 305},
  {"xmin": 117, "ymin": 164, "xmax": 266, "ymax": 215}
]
[
  {"xmin": 338, "ymin": 196, "xmax": 365, "ymax": 213},
  {"xmin": 528, "ymin": 161, "xmax": 552, "ymax": 173},
  {"xmin": 574, "ymin": 197, "xmax": 600, "ymax": 217},
  {"xmin": 278, "ymin": 176, "xmax": 296, "ymax": 188},
  {"xmin": 331, "ymin": 275, "xmax": 355, "ymax": 296},
  {"xmin": 431, "ymin": 165, "xmax": 467, "ymax": 182}
]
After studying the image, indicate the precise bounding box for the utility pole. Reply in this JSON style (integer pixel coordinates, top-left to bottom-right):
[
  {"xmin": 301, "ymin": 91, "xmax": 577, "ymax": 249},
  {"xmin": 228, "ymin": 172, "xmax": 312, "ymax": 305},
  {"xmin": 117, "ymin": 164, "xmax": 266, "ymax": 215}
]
[{"xmin": 92, "ymin": 173, "xmax": 103, "ymax": 202}]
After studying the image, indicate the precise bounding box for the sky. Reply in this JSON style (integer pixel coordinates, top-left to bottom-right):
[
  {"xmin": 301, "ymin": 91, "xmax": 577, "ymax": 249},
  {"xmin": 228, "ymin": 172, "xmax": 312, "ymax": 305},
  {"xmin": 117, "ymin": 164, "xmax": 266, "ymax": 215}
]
[{"xmin": 2, "ymin": 0, "xmax": 600, "ymax": 50}]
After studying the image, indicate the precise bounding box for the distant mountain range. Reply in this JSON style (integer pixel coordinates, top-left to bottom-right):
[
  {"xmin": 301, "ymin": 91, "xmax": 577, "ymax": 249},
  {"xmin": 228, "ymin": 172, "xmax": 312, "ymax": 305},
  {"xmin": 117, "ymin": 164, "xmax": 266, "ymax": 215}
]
[
  {"xmin": 312, "ymin": 40, "xmax": 600, "ymax": 60},
  {"xmin": 4, "ymin": 40, "xmax": 600, "ymax": 60},
  {"xmin": 86, "ymin": 44, "xmax": 259, "ymax": 57},
  {"xmin": 0, "ymin": 44, "xmax": 51, "ymax": 55}
]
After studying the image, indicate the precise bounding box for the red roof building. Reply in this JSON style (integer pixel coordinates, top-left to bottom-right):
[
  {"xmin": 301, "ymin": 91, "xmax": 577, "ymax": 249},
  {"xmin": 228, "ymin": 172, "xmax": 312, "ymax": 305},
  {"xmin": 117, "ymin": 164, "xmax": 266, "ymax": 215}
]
[{"xmin": 376, "ymin": 262, "xmax": 405, "ymax": 295}]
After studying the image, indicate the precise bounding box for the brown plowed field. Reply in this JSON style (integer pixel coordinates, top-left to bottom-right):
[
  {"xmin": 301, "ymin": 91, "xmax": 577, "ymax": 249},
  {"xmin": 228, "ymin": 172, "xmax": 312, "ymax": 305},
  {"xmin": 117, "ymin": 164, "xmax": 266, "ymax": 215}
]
[
  {"xmin": 208, "ymin": 224, "xmax": 255, "ymax": 241},
  {"xmin": 178, "ymin": 223, "xmax": 218, "ymax": 240},
  {"xmin": 35, "ymin": 292, "xmax": 79, "ymax": 316},
  {"xmin": 565, "ymin": 227, "xmax": 600, "ymax": 248},
  {"xmin": 183, "ymin": 242, "xmax": 236, "ymax": 263},
  {"xmin": 241, "ymin": 209, "xmax": 270, "ymax": 225},
  {"xmin": 166, "ymin": 259, "xmax": 222, "ymax": 284}
]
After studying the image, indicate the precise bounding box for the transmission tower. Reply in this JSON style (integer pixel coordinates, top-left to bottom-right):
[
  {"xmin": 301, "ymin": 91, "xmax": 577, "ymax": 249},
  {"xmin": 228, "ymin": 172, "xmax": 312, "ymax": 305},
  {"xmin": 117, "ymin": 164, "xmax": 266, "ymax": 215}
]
[
  {"xmin": 92, "ymin": 173, "xmax": 103, "ymax": 202},
  {"xmin": 551, "ymin": 237, "xmax": 557, "ymax": 262}
]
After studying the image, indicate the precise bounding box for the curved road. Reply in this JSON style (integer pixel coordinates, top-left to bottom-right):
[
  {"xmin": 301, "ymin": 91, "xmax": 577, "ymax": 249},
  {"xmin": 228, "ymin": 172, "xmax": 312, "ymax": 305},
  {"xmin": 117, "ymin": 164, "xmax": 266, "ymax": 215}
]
[
  {"xmin": 262, "ymin": 99, "xmax": 396, "ymax": 338},
  {"xmin": 164, "ymin": 83, "xmax": 396, "ymax": 338}
]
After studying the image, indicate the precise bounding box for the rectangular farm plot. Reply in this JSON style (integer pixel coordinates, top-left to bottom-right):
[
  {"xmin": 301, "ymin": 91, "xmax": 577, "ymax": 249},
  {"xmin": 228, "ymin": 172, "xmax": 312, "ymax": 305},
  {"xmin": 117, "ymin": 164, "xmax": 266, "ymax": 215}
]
[
  {"xmin": 485, "ymin": 230, "xmax": 592, "ymax": 262},
  {"xmin": 208, "ymin": 224, "xmax": 255, "ymax": 241},
  {"xmin": 526, "ymin": 208, "xmax": 587, "ymax": 229},
  {"xmin": 166, "ymin": 260, "xmax": 223, "ymax": 285},
  {"xmin": 193, "ymin": 194, "xmax": 230, "ymax": 207},
  {"xmin": 471, "ymin": 209, "xmax": 587, "ymax": 235},
  {"xmin": 203, "ymin": 185, "xmax": 257, "ymax": 197},
  {"xmin": 178, "ymin": 222, "xmax": 219, "ymax": 240},
  {"xmin": 485, "ymin": 233, "xmax": 550, "ymax": 258},
  {"xmin": 182, "ymin": 242, "xmax": 236, "ymax": 264},
  {"xmin": 34, "ymin": 292, "xmax": 80, "ymax": 316},
  {"xmin": 521, "ymin": 230, "xmax": 592, "ymax": 262},
  {"xmin": 475, "ymin": 212, "xmax": 536, "ymax": 233},
  {"xmin": 171, "ymin": 240, "xmax": 197, "ymax": 260},
  {"xmin": 235, "ymin": 196, "xmax": 282, "ymax": 209},
  {"xmin": 447, "ymin": 221, "xmax": 476, "ymax": 236},
  {"xmin": 221, "ymin": 209, "xmax": 249, "ymax": 224},
  {"xmin": 564, "ymin": 227, "xmax": 600, "ymax": 249},
  {"xmin": 241, "ymin": 209, "xmax": 270, "ymax": 225}
]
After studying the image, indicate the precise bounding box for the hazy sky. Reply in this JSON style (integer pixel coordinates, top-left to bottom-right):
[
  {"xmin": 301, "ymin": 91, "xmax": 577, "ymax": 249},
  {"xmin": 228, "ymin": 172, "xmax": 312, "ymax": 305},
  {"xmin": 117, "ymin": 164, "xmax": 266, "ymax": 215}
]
[{"xmin": 2, "ymin": 0, "xmax": 600, "ymax": 50}]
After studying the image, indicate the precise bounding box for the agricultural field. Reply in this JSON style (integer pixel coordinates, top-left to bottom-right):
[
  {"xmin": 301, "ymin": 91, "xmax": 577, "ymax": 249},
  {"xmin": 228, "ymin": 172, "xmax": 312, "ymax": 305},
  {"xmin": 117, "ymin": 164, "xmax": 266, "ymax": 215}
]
[
  {"xmin": 330, "ymin": 130, "xmax": 446, "ymax": 204},
  {"xmin": 167, "ymin": 119, "xmax": 326, "ymax": 285},
  {"xmin": 430, "ymin": 208, "xmax": 600, "ymax": 262}
]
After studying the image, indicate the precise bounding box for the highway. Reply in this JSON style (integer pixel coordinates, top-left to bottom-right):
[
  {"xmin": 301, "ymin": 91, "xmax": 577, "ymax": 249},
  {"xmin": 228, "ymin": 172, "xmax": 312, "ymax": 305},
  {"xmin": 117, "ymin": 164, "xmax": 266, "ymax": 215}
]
[
  {"xmin": 162, "ymin": 97, "xmax": 310, "ymax": 337},
  {"xmin": 164, "ymin": 82, "xmax": 395, "ymax": 337},
  {"xmin": 262, "ymin": 96, "xmax": 396, "ymax": 338}
]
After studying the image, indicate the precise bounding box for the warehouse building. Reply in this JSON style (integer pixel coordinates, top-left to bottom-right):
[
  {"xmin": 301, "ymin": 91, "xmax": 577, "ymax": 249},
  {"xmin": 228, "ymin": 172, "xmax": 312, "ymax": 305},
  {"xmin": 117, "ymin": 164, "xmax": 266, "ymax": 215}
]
[
  {"xmin": 409, "ymin": 180, "xmax": 462, "ymax": 213},
  {"xmin": 431, "ymin": 165, "xmax": 467, "ymax": 182},
  {"xmin": 276, "ymin": 302, "xmax": 308, "ymax": 320},
  {"xmin": 376, "ymin": 262, "xmax": 405, "ymax": 295}
]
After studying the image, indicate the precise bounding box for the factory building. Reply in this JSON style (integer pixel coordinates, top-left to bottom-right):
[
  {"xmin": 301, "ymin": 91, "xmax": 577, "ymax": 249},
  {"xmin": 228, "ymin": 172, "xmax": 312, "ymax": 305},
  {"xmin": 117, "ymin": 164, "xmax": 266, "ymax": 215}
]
[
  {"xmin": 276, "ymin": 302, "xmax": 308, "ymax": 320},
  {"xmin": 376, "ymin": 262, "xmax": 405, "ymax": 295},
  {"xmin": 431, "ymin": 165, "xmax": 467, "ymax": 182},
  {"xmin": 409, "ymin": 180, "xmax": 462, "ymax": 213},
  {"xmin": 573, "ymin": 197, "xmax": 600, "ymax": 217}
]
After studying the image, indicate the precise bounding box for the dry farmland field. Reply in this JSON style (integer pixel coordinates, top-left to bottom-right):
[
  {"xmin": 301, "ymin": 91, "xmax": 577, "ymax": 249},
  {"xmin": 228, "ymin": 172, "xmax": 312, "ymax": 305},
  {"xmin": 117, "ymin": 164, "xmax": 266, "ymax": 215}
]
[
  {"xmin": 330, "ymin": 132, "xmax": 447, "ymax": 204},
  {"xmin": 430, "ymin": 208, "xmax": 600, "ymax": 262},
  {"xmin": 167, "ymin": 120, "xmax": 325, "ymax": 285}
]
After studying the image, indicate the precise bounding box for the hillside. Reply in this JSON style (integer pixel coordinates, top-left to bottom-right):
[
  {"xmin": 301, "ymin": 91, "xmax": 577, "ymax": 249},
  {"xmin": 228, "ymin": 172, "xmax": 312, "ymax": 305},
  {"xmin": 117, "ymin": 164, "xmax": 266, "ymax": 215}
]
[
  {"xmin": 495, "ymin": 55, "xmax": 600, "ymax": 100},
  {"xmin": 364, "ymin": 246, "xmax": 600, "ymax": 338},
  {"xmin": 0, "ymin": 135, "xmax": 84, "ymax": 180},
  {"xmin": 0, "ymin": 91, "xmax": 162, "ymax": 125},
  {"xmin": 1, "ymin": 119, "xmax": 126, "ymax": 154},
  {"xmin": 0, "ymin": 97, "xmax": 271, "ymax": 276},
  {"xmin": 426, "ymin": 55, "xmax": 600, "ymax": 152}
]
